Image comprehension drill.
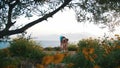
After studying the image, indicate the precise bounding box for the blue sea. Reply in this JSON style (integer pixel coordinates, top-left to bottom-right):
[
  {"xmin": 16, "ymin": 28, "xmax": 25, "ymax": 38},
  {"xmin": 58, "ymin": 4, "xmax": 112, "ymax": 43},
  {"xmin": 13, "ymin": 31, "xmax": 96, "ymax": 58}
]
[
  {"xmin": 39, "ymin": 41, "xmax": 60, "ymax": 48},
  {"xmin": 0, "ymin": 40, "xmax": 60, "ymax": 49},
  {"xmin": 0, "ymin": 42, "xmax": 10, "ymax": 49}
]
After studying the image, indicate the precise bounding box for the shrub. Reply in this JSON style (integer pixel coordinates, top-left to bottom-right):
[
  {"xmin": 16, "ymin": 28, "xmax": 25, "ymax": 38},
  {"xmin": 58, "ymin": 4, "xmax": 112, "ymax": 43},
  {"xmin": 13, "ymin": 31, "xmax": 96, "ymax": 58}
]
[
  {"xmin": 44, "ymin": 47, "xmax": 61, "ymax": 51},
  {"xmin": 0, "ymin": 48, "xmax": 20, "ymax": 68},
  {"xmin": 0, "ymin": 48, "xmax": 11, "ymax": 58},
  {"xmin": 44, "ymin": 47, "xmax": 53, "ymax": 51},
  {"xmin": 63, "ymin": 36, "xmax": 120, "ymax": 68},
  {"xmin": 0, "ymin": 57, "xmax": 21, "ymax": 68},
  {"xmin": 77, "ymin": 37, "xmax": 100, "ymax": 47},
  {"xmin": 9, "ymin": 37, "xmax": 45, "ymax": 62},
  {"xmin": 53, "ymin": 47, "xmax": 61, "ymax": 51},
  {"xmin": 98, "ymin": 48, "xmax": 120, "ymax": 68},
  {"xmin": 77, "ymin": 37, "xmax": 100, "ymax": 52},
  {"xmin": 68, "ymin": 43, "xmax": 77, "ymax": 51}
]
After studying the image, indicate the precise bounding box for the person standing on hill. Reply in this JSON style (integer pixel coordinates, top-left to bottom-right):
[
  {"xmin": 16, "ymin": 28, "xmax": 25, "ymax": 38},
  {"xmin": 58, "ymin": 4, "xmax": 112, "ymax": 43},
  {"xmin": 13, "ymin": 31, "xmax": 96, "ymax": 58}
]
[
  {"xmin": 60, "ymin": 36, "xmax": 65, "ymax": 51},
  {"xmin": 64, "ymin": 38, "xmax": 69, "ymax": 52},
  {"xmin": 59, "ymin": 36, "xmax": 69, "ymax": 52}
]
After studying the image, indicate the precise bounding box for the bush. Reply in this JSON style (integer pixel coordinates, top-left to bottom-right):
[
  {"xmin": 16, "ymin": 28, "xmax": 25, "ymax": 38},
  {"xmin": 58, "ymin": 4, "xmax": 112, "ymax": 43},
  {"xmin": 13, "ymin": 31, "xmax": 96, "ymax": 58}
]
[
  {"xmin": 0, "ymin": 48, "xmax": 20, "ymax": 68},
  {"xmin": 9, "ymin": 37, "xmax": 45, "ymax": 62},
  {"xmin": 98, "ymin": 49, "xmax": 120, "ymax": 68},
  {"xmin": 0, "ymin": 48, "xmax": 11, "ymax": 58},
  {"xmin": 44, "ymin": 47, "xmax": 53, "ymax": 51},
  {"xmin": 44, "ymin": 47, "xmax": 61, "ymax": 51},
  {"xmin": 53, "ymin": 47, "xmax": 61, "ymax": 51},
  {"xmin": 68, "ymin": 43, "xmax": 77, "ymax": 51},
  {"xmin": 78, "ymin": 37, "xmax": 99, "ymax": 47},
  {"xmin": 0, "ymin": 57, "xmax": 20, "ymax": 68},
  {"xmin": 63, "ymin": 36, "xmax": 120, "ymax": 68}
]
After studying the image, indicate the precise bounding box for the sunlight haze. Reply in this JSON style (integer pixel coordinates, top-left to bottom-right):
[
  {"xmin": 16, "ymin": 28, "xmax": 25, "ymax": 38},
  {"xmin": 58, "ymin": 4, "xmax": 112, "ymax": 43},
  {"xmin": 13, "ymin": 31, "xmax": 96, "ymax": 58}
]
[{"xmin": 16, "ymin": 9, "xmax": 119, "ymax": 41}]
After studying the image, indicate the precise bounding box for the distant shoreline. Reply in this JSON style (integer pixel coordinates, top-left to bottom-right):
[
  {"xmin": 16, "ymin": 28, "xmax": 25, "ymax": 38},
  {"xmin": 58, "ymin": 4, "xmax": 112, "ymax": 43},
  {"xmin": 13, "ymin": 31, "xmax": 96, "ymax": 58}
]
[
  {"xmin": 0, "ymin": 40, "xmax": 78, "ymax": 49},
  {"xmin": 0, "ymin": 40, "xmax": 60, "ymax": 49}
]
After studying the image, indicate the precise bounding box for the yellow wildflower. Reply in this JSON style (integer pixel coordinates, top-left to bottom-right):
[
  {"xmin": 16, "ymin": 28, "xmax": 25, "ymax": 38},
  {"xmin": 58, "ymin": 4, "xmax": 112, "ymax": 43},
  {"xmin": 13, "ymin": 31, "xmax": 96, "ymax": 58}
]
[
  {"xmin": 53, "ymin": 53, "xmax": 64, "ymax": 64},
  {"xmin": 42, "ymin": 55, "xmax": 54, "ymax": 65},
  {"xmin": 89, "ymin": 56, "xmax": 95, "ymax": 63},
  {"xmin": 92, "ymin": 54, "xmax": 97, "ymax": 59},
  {"xmin": 116, "ymin": 66, "xmax": 120, "ymax": 68},
  {"xmin": 89, "ymin": 48, "xmax": 94, "ymax": 54},
  {"xmin": 82, "ymin": 48, "xmax": 89, "ymax": 55},
  {"xmin": 36, "ymin": 64, "xmax": 44, "ymax": 68},
  {"xmin": 115, "ymin": 45, "xmax": 120, "ymax": 49},
  {"xmin": 93, "ymin": 65, "xmax": 101, "ymax": 68},
  {"xmin": 4, "ymin": 65, "xmax": 16, "ymax": 68},
  {"xmin": 82, "ymin": 48, "xmax": 94, "ymax": 55},
  {"xmin": 84, "ymin": 55, "xmax": 89, "ymax": 60},
  {"xmin": 67, "ymin": 63, "xmax": 74, "ymax": 68}
]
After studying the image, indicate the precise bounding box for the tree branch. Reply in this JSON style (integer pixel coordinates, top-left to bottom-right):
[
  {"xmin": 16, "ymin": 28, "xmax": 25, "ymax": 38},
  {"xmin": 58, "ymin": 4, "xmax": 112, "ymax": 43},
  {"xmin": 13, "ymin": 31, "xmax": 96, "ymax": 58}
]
[
  {"xmin": 21, "ymin": 0, "xmax": 72, "ymax": 30},
  {"xmin": 0, "ymin": 0, "xmax": 72, "ymax": 38},
  {"xmin": 5, "ymin": 6, "xmax": 13, "ymax": 31},
  {"xmin": 4, "ymin": 0, "xmax": 20, "ymax": 31}
]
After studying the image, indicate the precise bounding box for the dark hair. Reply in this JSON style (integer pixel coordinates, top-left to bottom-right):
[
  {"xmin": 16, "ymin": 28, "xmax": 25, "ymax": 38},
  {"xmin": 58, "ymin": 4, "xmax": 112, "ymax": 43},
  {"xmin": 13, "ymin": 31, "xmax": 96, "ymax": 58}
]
[{"xmin": 66, "ymin": 38, "xmax": 69, "ymax": 41}]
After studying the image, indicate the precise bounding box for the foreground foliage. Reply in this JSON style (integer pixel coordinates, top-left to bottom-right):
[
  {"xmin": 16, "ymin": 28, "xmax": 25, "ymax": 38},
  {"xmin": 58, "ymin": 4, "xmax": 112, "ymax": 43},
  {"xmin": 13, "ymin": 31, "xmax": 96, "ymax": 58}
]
[
  {"xmin": 35, "ymin": 34, "xmax": 120, "ymax": 68},
  {"xmin": 1, "ymin": 34, "xmax": 120, "ymax": 68},
  {"xmin": 0, "ymin": 37, "xmax": 45, "ymax": 68},
  {"xmin": 64, "ymin": 35, "xmax": 120, "ymax": 68}
]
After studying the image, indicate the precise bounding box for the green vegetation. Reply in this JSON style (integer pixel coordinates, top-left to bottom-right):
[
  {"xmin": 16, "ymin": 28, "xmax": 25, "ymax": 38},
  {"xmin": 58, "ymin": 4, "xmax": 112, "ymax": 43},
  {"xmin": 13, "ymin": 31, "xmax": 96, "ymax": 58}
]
[
  {"xmin": 0, "ymin": 0, "xmax": 120, "ymax": 38},
  {"xmin": 9, "ymin": 38, "xmax": 45, "ymax": 60},
  {"xmin": 68, "ymin": 43, "xmax": 78, "ymax": 51},
  {"xmin": 1, "ymin": 34, "xmax": 120, "ymax": 68},
  {"xmin": 0, "ymin": 37, "xmax": 45, "ymax": 68},
  {"xmin": 44, "ymin": 47, "xmax": 61, "ymax": 51},
  {"xmin": 63, "ymin": 35, "xmax": 120, "ymax": 68}
]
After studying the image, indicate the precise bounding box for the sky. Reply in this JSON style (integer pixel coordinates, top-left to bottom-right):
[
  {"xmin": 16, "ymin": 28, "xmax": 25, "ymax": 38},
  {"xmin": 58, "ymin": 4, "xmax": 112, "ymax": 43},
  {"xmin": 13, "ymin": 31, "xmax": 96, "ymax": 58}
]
[{"xmin": 16, "ymin": 8, "xmax": 120, "ymax": 42}]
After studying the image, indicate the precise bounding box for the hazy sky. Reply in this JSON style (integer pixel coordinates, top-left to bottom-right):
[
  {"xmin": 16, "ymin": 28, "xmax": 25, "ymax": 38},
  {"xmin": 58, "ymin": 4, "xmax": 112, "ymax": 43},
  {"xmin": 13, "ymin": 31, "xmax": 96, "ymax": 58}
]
[{"xmin": 16, "ymin": 9, "xmax": 120, "ymax": 41}]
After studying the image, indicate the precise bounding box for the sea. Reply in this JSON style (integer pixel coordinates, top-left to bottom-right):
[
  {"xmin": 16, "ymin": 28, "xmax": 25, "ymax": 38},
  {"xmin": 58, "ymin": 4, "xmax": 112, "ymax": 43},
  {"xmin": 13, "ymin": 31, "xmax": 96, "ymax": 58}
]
[
  {"xmin": 0, "ymin": 40, "xmax": 60, "ymax": 49},
  {"xmin": 39, "ymin": 40, "xmax": 60, "ymax": 48}
]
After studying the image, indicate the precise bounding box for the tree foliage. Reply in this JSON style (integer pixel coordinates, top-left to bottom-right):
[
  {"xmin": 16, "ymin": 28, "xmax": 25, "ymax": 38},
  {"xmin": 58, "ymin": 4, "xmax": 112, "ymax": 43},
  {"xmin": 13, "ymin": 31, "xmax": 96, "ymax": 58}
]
[
  {"xmin": 0, "ymin": 0, "xmax": 120, "ymax": 38},
  {"xmin": 0, "ymin": 0, "xmax": 72, "ymax": 38},
  {"xmin": 71, "ymin": 0, "xmax": 120, "ymax": 23},
  {"xmin": 71, "ymin": 0, "xmax": 120, "ymax": 32}
]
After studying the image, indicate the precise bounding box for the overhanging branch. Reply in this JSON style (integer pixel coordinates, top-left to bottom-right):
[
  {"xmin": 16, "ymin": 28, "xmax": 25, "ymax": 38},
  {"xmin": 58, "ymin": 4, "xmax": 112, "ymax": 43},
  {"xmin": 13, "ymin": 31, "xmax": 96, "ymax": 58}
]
[
  {"xmin": 4, "ymin": 0, "xmax": 20, "ymax": 31},
  {"xmin": 0, "ymin": 0, "xmax": 72, "ymax": 38},
  {"xmin": 21, "ymin": 0, "xmax": 72, "ymax": 30}
]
